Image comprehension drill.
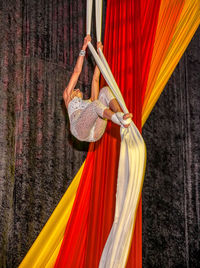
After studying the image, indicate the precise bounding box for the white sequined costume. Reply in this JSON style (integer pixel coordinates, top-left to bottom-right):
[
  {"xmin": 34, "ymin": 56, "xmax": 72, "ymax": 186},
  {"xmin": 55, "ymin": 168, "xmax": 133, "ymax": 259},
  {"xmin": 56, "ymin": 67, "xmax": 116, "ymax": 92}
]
[{"xmin": 68, "ymin": 86, "xmax": 115, "ymax": 142}]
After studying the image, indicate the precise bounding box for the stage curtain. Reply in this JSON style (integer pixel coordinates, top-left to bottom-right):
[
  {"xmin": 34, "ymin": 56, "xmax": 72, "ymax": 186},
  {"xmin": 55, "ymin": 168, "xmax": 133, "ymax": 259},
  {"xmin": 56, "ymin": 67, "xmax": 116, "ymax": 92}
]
[{"xmin": 19, "ymin": 0, "xmax": 199, "ymax": 267}]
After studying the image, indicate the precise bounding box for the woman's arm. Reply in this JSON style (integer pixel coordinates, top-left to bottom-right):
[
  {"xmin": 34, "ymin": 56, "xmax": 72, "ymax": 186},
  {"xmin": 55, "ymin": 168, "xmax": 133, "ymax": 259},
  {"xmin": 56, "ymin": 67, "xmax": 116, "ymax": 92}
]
[
  {"xmin": 90, "ymin": 42, "xmax": 103, "ymax": 101},
  {"xmin": 63, "ymin": 35, "xmax": 91, "ymax": 107}
]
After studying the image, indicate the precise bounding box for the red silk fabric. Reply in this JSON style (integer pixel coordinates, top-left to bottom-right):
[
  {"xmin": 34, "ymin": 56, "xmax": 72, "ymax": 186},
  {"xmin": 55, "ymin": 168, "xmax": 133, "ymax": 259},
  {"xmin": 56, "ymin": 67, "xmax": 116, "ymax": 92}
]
[{"xmin": 55, "ymin": 0, "xmax": 161, "ymax": 267}]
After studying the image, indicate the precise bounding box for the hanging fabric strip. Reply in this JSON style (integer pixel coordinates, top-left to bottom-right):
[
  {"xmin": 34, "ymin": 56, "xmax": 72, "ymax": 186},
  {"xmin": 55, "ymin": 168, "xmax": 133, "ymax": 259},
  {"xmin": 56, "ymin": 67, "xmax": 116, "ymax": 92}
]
[
  {"xmin": 86, "ymin": 0, "xmax": 93, "ymax": 37},
  {"xmin": 86, "ymin": 1, "xmax": 146, "ymax": 267},
  {"xmin": 95, "ymin": 0, "xmax": 103, "ymax": 42}
]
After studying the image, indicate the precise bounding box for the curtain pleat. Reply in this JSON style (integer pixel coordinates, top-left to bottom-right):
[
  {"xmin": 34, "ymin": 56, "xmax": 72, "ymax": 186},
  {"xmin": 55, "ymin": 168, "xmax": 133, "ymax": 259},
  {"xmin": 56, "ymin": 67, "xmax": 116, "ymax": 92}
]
[{"xmin": 140, "ymin": 0, "xmax": 162, "ymax": 105}]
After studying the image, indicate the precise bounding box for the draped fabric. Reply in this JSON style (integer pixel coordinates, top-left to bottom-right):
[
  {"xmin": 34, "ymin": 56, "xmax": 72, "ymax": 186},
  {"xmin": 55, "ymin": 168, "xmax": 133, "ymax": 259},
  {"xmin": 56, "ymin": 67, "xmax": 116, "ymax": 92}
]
[
  {"xmin": 142, "ymin": 0, "xmax": 200, "ymax": 124},
  {"xmin": 55, "ymin": 0, "xmax": 159, "ymax": 267},
  {"xmin": 1, "ymin": 0, "xmax": 199, "ymax": 267},
  {"xmin": 87, "ymin": 1, "xmax": 161, "ymax": 267},
  {"xmin": 142, "ymin": 0, "xmax": 185, "ymax": 107},
  {"xmin": 86, "ymin": 47, "xmax": 146, "ymax": 268}
]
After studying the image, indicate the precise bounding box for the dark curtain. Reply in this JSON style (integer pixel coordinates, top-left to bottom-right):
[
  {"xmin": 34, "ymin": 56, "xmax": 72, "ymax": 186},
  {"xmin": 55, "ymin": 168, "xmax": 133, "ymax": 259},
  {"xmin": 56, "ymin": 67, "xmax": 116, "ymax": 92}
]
[
  {"xmin": 0, "ymin": 0, "xmax": 199, "ymax": 267},
  {"xmin": 0, "ymin": 0, "xmax": 106, "ymax": 267}
]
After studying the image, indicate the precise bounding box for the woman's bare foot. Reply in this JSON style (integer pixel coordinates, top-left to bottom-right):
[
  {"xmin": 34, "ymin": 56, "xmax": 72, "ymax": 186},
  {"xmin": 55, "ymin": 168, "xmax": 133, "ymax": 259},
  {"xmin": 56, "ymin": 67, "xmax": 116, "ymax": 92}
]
[
  {"xmin": 123, "ymin": 113, "xmax": 133, "ymax": 128},
  {"xmin": 112, "ymin": 112, "xmax": 132, "ymax": 128},
  {"xmin": 104, "ymin": 110, "xmax": 133, "ymax": 128}
]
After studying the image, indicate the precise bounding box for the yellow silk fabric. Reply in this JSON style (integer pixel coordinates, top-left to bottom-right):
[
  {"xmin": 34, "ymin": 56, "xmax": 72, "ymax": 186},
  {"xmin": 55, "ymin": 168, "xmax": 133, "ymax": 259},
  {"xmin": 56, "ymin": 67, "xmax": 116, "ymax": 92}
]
[{"xmin": 19, "ymin": 0, "xmax": 200, "ymax": 267}]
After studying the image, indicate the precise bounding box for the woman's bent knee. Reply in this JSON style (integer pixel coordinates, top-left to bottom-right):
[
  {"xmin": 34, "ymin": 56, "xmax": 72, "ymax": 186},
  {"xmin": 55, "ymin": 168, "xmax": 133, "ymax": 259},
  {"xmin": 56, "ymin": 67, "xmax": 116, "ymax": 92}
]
[
  {"xmin": 99, "ymin": 86, "xmax": 115, "ymax": 107},
  {"xmin": 99, "ymin": 86, "xmax": 110, "ymax": 98}
]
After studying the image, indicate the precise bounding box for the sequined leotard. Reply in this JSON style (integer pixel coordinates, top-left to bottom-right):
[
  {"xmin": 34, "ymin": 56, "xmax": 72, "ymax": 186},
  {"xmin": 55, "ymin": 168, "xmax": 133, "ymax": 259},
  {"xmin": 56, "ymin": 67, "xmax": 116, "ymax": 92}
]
[{"xmin": 68, "ymin": 86, "xmax": 115, "ymax": 142}]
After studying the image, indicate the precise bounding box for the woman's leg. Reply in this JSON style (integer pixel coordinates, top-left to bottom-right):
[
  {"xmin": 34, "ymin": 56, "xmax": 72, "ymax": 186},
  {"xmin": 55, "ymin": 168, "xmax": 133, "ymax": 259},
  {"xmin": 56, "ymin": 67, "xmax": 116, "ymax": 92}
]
[
  {"xmin": 74, "ymin": 92, "xmax": 132, "ymax": 141},
  {"xmin": 74, "ymin": 100, "xmax": 107, "ymax": 141},
  {"xmin": 99, "ymin": 87, "xmax": 133, "ymax": 125},
  {"xmin": 98, "ymin": 86, "xmax": 122, "ymax": 113},
  {"xmin": 74, "ymin": 98, "xmax": 120, "ymax": 141}
]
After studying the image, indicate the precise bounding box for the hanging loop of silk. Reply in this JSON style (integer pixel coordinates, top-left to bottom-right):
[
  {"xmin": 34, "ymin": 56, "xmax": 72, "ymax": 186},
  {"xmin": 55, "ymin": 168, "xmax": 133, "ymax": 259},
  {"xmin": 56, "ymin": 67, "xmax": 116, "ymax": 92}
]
[{"xmin": 86, "ymin": 0, "xmax": 147, "ymax": 267}]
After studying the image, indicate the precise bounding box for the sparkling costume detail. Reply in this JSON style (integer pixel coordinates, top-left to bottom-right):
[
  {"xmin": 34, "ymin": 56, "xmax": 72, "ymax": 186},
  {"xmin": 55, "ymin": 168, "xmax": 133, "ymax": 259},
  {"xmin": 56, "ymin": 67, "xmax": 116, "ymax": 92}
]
[{"xmin": 68, "ymin": 87, "xmax": 115, "ymax": 142}]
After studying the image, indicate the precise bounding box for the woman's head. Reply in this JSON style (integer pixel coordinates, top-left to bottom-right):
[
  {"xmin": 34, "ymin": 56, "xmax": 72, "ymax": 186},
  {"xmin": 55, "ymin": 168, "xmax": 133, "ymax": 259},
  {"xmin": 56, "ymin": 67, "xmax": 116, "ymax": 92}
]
[{"xmin": 70, "ymin": 88, "xmax": 83, "ymax": 100}]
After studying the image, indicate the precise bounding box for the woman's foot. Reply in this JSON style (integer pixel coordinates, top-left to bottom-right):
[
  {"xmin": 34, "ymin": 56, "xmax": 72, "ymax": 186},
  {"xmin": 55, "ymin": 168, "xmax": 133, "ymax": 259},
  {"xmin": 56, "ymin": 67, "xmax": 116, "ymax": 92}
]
[
  {"xmin": 111, "ymin": 112, "xmax": 133, "ymax": 128},
  {"xmin": 122, "ymin": 113, "xmax": 133, "ymax": 128},
  {"xmin": 116, "ymin": 112, "xmax": 132, "ymax": 128}
]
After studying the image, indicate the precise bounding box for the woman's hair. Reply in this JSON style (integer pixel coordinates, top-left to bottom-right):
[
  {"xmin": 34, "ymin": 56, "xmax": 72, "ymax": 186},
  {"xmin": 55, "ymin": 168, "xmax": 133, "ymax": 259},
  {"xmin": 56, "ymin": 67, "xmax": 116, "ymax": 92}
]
[{"xmin": 75, "ymin": 82, "xmax": 90, "ymax": 99}]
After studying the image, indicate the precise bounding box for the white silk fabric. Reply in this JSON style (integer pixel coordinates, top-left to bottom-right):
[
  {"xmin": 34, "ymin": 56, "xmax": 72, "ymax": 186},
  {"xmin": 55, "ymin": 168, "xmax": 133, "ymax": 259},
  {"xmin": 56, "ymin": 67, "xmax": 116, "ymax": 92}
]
[{"xmin": 86, "ymin": 0, "xmax": 147, "ymax": 267}]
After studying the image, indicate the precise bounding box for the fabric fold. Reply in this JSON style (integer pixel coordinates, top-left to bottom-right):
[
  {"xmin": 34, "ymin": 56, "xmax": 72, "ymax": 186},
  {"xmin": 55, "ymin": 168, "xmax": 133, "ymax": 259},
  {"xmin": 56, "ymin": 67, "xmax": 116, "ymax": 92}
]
[{"xmin": 142, "ymin": 0, "xmax": 200, "ymax": 125}]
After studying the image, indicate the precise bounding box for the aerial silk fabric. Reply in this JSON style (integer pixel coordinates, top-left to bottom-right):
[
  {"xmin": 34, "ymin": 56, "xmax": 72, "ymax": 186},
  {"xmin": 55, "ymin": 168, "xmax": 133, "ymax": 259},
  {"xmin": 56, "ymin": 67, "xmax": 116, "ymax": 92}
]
[
  {"xmin": 55, "ymin": 0, "xmax": 155, "ymax": 267},
  {"xmin": 81, "ymin": 1, "xmax": 146, "ymax": 267},
  {"xmin": 19, "ymin": 1, "xmax": 200, "ymax": 267}
]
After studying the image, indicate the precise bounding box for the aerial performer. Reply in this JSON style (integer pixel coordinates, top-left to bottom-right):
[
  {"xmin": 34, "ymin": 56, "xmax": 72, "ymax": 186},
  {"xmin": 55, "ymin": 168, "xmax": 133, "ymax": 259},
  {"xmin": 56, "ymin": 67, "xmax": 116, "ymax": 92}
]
[
  {"xmin": 63, "ymin": 35, "xmax": 133, "ymax": 142},
  {"xmin": 59, "ymin": 10, "xmax": 146, "ymax": 266},
  {"xmin": 59, "ymin": 33, "xmax": 146, "ymax": 268},
  {"xmin": 56, "ymin": 1, "xmax": 146, "ymax": 266}
]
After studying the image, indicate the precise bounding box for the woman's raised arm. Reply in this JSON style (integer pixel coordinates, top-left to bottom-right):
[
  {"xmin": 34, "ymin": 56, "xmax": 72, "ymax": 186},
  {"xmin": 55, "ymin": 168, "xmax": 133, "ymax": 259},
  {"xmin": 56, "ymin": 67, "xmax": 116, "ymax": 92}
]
[
  {"xmin": 63, "ymin": 35, "xmax": 91, "ymax": 107},
  {"xmin": 90, "ymin": 42, "xmax": 103, "ymax": 101}
]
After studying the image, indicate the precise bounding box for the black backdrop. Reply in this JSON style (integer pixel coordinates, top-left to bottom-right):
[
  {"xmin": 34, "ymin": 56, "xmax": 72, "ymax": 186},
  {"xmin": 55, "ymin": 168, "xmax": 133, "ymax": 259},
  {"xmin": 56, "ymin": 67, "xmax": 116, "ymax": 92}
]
[
  {"xmin": 142, "ymin": 27, "xmax": 200, "ymax": 267},
  {"xmin": 0, "ymin": 1, "xmax": 199, "ymax": 267}
]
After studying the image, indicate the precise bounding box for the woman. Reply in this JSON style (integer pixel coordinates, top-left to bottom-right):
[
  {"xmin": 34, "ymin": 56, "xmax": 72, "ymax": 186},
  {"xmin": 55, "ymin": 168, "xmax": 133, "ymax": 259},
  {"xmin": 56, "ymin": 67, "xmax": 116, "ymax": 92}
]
[{"xmin": 63, "ymin": 35, "xmax": 132, "ymax": 142}]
